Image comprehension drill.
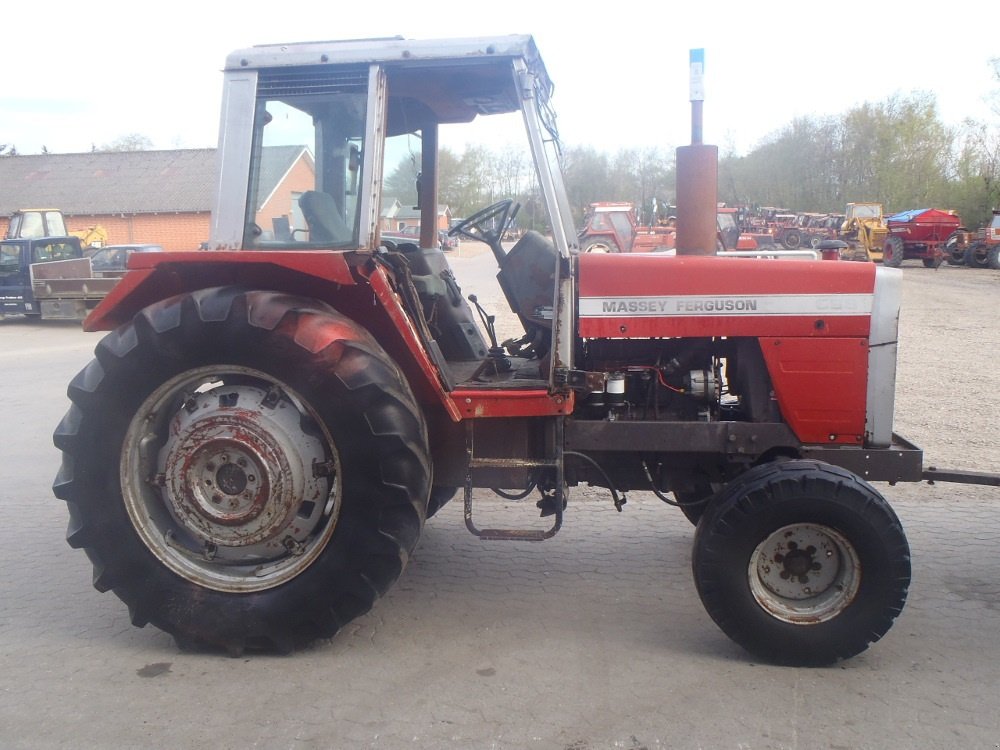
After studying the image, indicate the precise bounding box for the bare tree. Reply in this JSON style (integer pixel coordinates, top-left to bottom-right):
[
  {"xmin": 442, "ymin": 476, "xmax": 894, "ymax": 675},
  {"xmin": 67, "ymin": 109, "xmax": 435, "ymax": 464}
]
[{"xmin": 94, "ymin": 134, "xmax": 154, "ymax": 152}]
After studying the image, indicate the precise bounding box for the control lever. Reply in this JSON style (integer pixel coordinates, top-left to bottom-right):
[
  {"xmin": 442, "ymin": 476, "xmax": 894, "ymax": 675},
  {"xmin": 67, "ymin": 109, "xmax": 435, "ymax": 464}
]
[{"xmin": 468, "ymin": 294, "xmax": 511, "ymax": 374}]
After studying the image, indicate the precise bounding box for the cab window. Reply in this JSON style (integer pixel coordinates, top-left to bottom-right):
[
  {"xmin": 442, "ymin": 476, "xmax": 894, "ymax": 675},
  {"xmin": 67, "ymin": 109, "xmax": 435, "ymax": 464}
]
[{"xmin": 246, "ymin": 66, "xmax": 369, "ymax": 249}]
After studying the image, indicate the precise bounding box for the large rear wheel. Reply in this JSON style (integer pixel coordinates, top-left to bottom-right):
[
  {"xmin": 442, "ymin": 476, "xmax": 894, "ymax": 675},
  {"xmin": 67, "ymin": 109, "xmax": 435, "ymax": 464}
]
[
  {"xmin": 53, "ymin": 287, "xmax": 431, "ymax": 654},
  {"xmin": 882, "ymin": 236, "xmax": 904, "ymax": 267},
  {"xmin": 692, "ymin": 460, "xmax": 910, "ymax": 666},
  {"xmin": 780, "ymin": 229, "xmax": 801, "ymax": 250}
]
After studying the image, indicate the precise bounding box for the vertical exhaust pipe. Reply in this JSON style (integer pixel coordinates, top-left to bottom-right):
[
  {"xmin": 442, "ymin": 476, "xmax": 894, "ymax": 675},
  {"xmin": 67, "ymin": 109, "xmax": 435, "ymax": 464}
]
[{"xmin": 675, "ymin": 49, "xmax": 718, "ymax": 256}]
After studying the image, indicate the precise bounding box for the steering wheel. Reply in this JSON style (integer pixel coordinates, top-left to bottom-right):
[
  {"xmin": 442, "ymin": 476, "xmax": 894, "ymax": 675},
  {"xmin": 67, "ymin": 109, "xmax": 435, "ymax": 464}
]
[{"xmin": 449, "ymin": 199, "xmax": 519, "ymax": 243}]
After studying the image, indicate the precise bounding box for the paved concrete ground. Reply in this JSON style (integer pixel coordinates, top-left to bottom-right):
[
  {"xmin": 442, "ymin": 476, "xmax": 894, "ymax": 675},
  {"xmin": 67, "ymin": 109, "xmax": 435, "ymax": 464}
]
[{"xmin": 1, "ymin": 262, "xmax": 999, "ymax": 749}]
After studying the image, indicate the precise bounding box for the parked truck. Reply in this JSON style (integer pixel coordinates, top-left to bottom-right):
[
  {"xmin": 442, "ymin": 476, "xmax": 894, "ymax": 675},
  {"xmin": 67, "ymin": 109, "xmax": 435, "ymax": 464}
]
[
  {"xmin": 5, "ymin": 208, "xmax": 108, "ymax": 251},
  {"xmin": 53, "ymin": 35, "xmax": 999, "ymax": 666},
  {"xmin": 1, "ymin": 236, "xmax": 117, "ymax": 319}
]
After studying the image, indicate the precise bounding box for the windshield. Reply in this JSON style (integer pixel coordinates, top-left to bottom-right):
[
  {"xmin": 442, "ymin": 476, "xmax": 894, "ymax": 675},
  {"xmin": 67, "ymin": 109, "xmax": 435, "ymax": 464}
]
[
  {"xmin": 245, "ymin": 67, "xmax": 368, "ymax": 249},
  {"xmin": 31, "ymin": 240, "xmax": 79, "ymax": 262},
  {"xmin": 852, "ymin": 205, "xmax": 881, "ymax": 220},
  {"xmin": 0, "ymin": 243, "xmax": 22, "ymax": 274}
]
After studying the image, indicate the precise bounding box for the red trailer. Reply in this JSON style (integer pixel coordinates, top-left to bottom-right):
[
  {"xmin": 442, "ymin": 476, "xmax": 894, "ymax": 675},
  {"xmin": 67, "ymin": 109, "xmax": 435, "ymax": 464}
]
[{"xmin": 883, "ymin": 208, "xmax": 961, "ymax": 268}]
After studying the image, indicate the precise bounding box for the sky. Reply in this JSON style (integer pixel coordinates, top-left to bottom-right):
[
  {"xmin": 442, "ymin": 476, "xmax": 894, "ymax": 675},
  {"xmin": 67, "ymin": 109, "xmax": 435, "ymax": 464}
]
[{"xmin": 4, "ymin": 0, "xmax": 996, "ymax": 158}]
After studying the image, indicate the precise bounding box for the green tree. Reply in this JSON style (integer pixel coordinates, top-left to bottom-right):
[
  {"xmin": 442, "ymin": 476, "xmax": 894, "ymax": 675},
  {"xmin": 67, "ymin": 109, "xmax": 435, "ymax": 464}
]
[{"xmin": 839, "ymin": 93, "xmax": 952, "ymax": 211}]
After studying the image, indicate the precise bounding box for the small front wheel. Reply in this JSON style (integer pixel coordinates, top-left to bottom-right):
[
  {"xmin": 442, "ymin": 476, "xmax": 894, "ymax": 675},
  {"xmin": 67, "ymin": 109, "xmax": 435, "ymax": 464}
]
[
  {"xmin": 965, "ymin": 242, "xmax": 990, "ymax": 268},
  {"xmin": 581, "ymin": 237, "xmax": 618, "ymax": 253},
  {"xmin": 692, "ymin": 460, "xmax": 910, "ymax": 666},
  {"xmin": 944, "ymin": 232, "xmax": 965, "ymax": 265}
]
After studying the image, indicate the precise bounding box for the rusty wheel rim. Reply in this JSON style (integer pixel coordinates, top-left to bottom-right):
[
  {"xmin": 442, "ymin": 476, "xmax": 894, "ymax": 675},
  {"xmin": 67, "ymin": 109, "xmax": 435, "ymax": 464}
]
[
  {"xmin": 748, "ymin": 523, "xmax": 861, "ymax": 624},
  {"xmin": 120, "ymin": 365, "xmax": 340, "ymax": 593}
]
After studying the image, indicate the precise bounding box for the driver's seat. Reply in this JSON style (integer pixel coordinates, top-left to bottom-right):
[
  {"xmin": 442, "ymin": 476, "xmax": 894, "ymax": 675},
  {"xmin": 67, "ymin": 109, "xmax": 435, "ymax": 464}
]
[
  {"xmin": 299, "ymin": 191, "xmax": 352, "ymax": 244},
  {"xmin": 498, "ymin": 230, "xmax": 557, "ymax": 329}
]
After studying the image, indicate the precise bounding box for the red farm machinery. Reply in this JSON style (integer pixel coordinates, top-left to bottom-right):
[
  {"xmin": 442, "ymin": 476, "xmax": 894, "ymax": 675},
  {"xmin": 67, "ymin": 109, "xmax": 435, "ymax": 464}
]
[
  {"xmin": 882, "ymin": 208, "xmax": 962, "ymax": 268},
  {"xmin": 51, "ymin": 35, "xmax": 1000, "ymax": 666},
  {"xmin": 948, "ymin": 209, "xmax": 1000, "ymax": 268},
  {"xmin": 577, "ymin": 202, "xmax": 676, "ymax": 254}
]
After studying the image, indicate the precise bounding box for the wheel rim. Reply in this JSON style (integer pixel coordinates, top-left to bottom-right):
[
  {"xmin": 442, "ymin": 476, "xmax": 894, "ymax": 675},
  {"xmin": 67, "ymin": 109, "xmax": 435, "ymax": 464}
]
[
  {"xmin": 585, "ymin": 241, "xmax": 612, "ymax": 253},
  {"xmin": 121, "ymin": 365, "xmax": 341, "ymax": 593},
  {"xmin": 748, "ymin": 523, "xmax": 861, "ymax": 624}
]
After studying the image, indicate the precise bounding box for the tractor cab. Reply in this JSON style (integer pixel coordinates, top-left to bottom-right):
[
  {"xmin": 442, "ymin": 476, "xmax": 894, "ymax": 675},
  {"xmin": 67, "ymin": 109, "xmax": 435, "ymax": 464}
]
[{"xmin": 209, "ymin": 36, "xmax": 576, "ymax": 389}]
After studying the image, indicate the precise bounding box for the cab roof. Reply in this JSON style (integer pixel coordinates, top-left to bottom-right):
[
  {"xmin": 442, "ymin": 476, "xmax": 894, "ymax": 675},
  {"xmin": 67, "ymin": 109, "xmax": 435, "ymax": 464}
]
[{"xmin": 225, "ymin": 35, "xmax": 551, "ymax": 126}]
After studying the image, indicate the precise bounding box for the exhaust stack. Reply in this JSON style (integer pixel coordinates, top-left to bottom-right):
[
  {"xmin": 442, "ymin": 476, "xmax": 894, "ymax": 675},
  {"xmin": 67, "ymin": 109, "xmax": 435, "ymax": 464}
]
[{"xmin": 674, "ymin": 49, "xmax": 718, "ymax": 256}]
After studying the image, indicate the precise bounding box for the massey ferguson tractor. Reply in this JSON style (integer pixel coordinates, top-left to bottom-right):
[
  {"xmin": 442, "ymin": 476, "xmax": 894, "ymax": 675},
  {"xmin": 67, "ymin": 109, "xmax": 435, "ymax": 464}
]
[{"xmin": 52, "ymin": 36, "xmax": 997, "ymax": 666}]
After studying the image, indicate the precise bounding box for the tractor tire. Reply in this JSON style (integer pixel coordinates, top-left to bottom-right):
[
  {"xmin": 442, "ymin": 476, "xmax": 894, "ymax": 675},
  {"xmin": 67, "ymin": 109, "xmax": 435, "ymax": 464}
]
[
  {"xmin": 780, "ymin": 230, "xmax": 801, "ymax": 250},
  {"xmin": 692, "ymin": 460, "xmax": 910, "ymax": 666},
  {"xmin": 965, "ymin": 242, "xmax": 990, "ymax": 269},
  {"xmin": 882, "ymin": 236, "xmax": 905, "ymax": 267},
  {"xmin": 52, "ymin": 287, "xmax": 431, "ymax": 654},
  {"xmin": 988, "ymin": 244, "xmax": 1000, "ymax": 270},
  {"xmin": 582, "ymin": 237, "xmax": 618, "ymax": 253},
  {"xmin": 944, "ymin": 232, "xmax": 965, "ymax": 265},
  {"xmin": 808, "ymin": 235, "xmax": 823, "ymax": 249}
]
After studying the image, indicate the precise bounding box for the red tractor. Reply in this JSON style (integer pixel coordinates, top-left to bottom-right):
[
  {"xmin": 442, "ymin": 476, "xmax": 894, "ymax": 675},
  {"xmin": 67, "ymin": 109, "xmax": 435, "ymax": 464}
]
[
  {"xmin": 579, "ymin": 203, "xmax": 755, "ymax": 254},
  {"xmin": 961, "ymin": 209, "xmax": 1000, "ymax": 269},
  {"xmin": 577, "ymin": 202, "xmax": 675, "ymax": 253},
  {"xmin": 53, "ymin": 36, "xmax": 997, "ymax": 665},
  {"xmin": 882, "ymin": 208, "xmax": 962, "ymax": 268}
]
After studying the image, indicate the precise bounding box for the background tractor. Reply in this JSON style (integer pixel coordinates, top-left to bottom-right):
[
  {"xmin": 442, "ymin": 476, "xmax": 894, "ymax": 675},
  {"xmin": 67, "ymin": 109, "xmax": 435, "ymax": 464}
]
[
  {"xmin": 51, "ymin": 35, "xmax": 997, "ymax": 668},
  {"xmin": 577, "ymin": 202, "xmax": 675, "ymax": 253},
  {"xmin": 962, "ymin": 209, "xmax": 1000, "ymax": 268},
  {"xmin": 839, "ymin": 202, "xmax": 887, "ymax": 261},
  {"xmin": 578, "ymin": 203, "xmax": 757, "ymax": 253}
]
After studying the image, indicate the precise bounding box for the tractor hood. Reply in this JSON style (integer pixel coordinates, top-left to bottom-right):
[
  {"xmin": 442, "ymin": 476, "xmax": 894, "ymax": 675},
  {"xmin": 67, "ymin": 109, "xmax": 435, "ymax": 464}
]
[{"xmin": 576, "ymin": 254, "xmax": 877, "ymax": 339}]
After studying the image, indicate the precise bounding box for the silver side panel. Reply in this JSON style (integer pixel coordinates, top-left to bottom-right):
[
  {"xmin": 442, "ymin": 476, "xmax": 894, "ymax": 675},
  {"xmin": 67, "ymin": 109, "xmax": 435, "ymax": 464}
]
[
  {"xmin": 866, "ymin": 266, "xmax": 902, "ymax": 447},
  {"xmin": 211, "ymin": 73, "xmax": 258, "ymax": 249}
]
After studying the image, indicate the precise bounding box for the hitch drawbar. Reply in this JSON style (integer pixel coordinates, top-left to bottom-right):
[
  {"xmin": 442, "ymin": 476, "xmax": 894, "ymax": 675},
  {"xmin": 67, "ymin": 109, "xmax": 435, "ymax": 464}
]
[{"xmin": 922, "ymin": 468, "xmax": 1000, "ymax": 487}]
